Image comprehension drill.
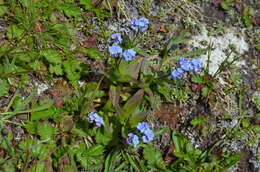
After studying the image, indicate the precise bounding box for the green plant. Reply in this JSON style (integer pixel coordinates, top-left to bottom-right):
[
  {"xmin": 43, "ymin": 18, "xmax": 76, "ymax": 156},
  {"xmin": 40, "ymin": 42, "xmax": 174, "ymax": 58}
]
[{"xmin": 169, "ymin": 131, "xmax": 240, "ymax": 172}]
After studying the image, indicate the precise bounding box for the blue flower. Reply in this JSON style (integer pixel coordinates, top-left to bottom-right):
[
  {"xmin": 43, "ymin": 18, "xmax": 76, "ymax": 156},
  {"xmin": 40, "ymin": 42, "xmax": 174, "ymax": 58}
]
[
  {"xmin": 127, "ymin": 133, "xmax": 139, "ymax": 148},
  {"xmin": 190, "ymin": 59, "xmax": 203, "ymax": 72},
  {"xmin": 88, "ymin": 112, "xmax": 104, "ymax": 127},
  {"xmin": 137, "ymin": 122, "xmax": 154, "ymax": 143},
  {"xmin": 170, "ymin": 68, "xmax": 184, "ymax": 79},
  {"xmin": 108, "ymin": 45, "xmax": 122, "ymax": 57},
  {"xmin": 110, "ymin": 33, "xmax": 122, "ymax": 44},
  {"xmin": 178, "ymin": 57, "xmax": 193, "ymax": 71},
  {"xmin": 122, "ymin": 49, "xmax": 136, "ymax": 61},
  {"xmin": 131, "ymin": 17, "xmax": 149, "ymax": 32},
  {"xmin": 142, "ymin": 129, "xmax": 154, "ymax": 143},
  {"xmin": 137, "ymin": 122, "xmax": 150, "ymax": 133}
]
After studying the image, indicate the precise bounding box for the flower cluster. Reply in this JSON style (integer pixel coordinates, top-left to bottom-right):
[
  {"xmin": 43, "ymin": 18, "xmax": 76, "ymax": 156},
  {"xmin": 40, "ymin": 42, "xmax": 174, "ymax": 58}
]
[
  {"xmin": 131, "ymin": 17, "xmax": 149, "ymax": 32},
  {"xmin": 122, "ymin": 49, "xmax": 136, "ymax": 61},
  {"xmin": 108, "ymin": 44, "xmax": 122, "ymax": 58},
  {"xmin": 126, "ymin": 122, "xmax": 154, "ymax": 148},
  {"xmin": 110, "ymin": 33, "xmax": 122, "ymax": 44},
  {"xmin": 126, "ymin": 133, "xmax": 139, "ymax": 148},
  {"xmin": 137, "ymin": 122, "xmax": 154, "ymax": 143},
  {"xmin": 170, "ymin": 57, "xmax": 203, "ymax": 79},
  {"xmin": 108, "ymin": 33, "xmax": 136, "ymax": 61},
  {"xmin": 87, "ymin": 112, "xmax": 104, "ymax": 127},
  {"xmin": 108, "ymin": 17, "xmax": 149, "ymax": 61}
]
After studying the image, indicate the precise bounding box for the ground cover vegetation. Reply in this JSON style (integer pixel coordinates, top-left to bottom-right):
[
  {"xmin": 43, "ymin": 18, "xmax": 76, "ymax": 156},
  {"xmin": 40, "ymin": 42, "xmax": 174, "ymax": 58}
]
[{"xmin": 0, "ymin": 0, "xmax": 259, "ymax": 171}]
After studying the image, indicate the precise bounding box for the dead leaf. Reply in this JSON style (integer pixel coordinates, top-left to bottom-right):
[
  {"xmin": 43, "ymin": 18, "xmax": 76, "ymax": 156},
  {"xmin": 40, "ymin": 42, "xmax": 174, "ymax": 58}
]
[
  {"xmin": 191, "ymin": 84, "xmax": 204, "ymax": 92},
  {"xmin": 109, "ymin": 86, "xmax": 120, "ymax": 106},
  {"xmin": 212, "ymin": 0, "xmax": 223, "ymax": 5},
  {"xmin": 35, "ymin": 23, "xmax": 45, "ymax": 33},
  {"xmin": 50, "ymin": 79, "xmax": 73, "ymax": 98},
  {"xmin": 252, "ymin": 17, "xmax": 260, "ymax": 26},
  {"xmin": 81, "ymin": 35, "xmax": 97, "ymax": 49},
  {"xmin": 164, "ymin": 145, "xmax": 175, "ymax": 164},
  {"xmin": 154, "ymin": 103, "xmax": 181, "ymax": 129},
  {"xmin": 159, "ymin": 24, "xmax": 167, "ymax": 32},
  {"xmin": 54, "ymin": 97, "xmax": 64, "ymax": 107}
]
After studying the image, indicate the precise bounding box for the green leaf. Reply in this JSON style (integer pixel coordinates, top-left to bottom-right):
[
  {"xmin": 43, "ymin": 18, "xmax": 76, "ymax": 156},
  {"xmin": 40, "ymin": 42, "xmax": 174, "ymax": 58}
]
[
  {"xmin": 129, "ymin": 112, "xmax": 146, "ymax": 127},
  {"xmin": 134, "ymin": 47, "xmax": 151, "ymax": 57},
  {"xmin": 252, "ymin": 92, "xmax": 260, "ymax": 110},
  {"xmin": 31, "ymin": 105, "xmax": 58, "ymax": 121},
  {"xmin": 61, "ymin": 3, "xmax": 81, "ymax": 18},
  {"xmin": 104, "ymin": 151, "xmax": 118, "ymax": 172},
  {"xmin": 30, "ymin": 161, "xmax": 45, "ymax": 172},
  {"xmin": 123, "ymin": 89, "xmax": 144, "ymax": 115},
  {"xmin": 7, "ymin": 24, "xmax": 24, "ymax": 40},
  {"xmin": 0, "ymin": 5, "xmax": 7, "ymax": 16},
  {"xmin": 92, "ymin": 8, "xmax": 110, "ymax": 19},
  {"xmin": 251, "ymin": 125, "xmax": 260, "ymax": 132},
  {"xmin": 24, "ymin": 121, "xmax": 37, "ymax": 134},
  {"xmin": 243, "ymin": 16, "xmax": 252, "ymax": 27},
  {"xmin": 37, "ymin": 122, "xmax": 57, "ymax": 140},
  {"xmin": 191, "ymin": 75, "xmax": 205, "ymax": 84},
  {"xmin": 19, "ymin": 0, "xmax": 32, "ymax": 8},
  {"xmin": 83, "ymin": 48, "xmax": 102, "ymax": 59},
  {"xmin": 63, "ymin": 58, "xmax": 81, "ymax": 87},
  {"xmin": 143, "ymin": 145, "xmax": 166, "ymax": 169},
  {"xmin": 95, "ymin": 129, "xmax": 112, "ymax": 145},
  {"xmin": 41, "ymin": 49, "xmax": 62, "ymax": 64},
  {"xmin": 162, "ymin": 29, "xmax": 189, "ymax": 57},
  {"xmin": 202, "ymin": 86, "xmax": 210, "ymax": 97},
  {"xmin": 172, "ymin": 130, "xmax": 184, "ymax": 153},
  {"xmin": 220, "ymin": 1, "xmax": 231, "ymax": 11},
  {"xmin": 49, "ymin": 64, "xmax": 63, "ymax": 75},
  {"xmin": 115, "ymin": 104, "xmax": 129, "ymax": 124},
  {"xmin": 14, "ymin": 88, "xmax": 37, "ymax": 112},
  {"xmin": 0, "ymin": 79, "xmax": 10, "ymax": 97},
  {"xmin": 80, "ymin": 0, "xmax": 93, "ymax": 10},
  {"xmin": 85, "ymin": 145, "xmax": 105, "ymax": 156},
  {"xmin": 223, "ymin": 154, "xmax": 240, "ymax": 168},
  {"xmin": 124, "ymin": 152, "xmax": 140, "ymax": 171},
  {"xmin": 154, "ymin": 127, "xmax": 170, "ymax": 136},
  {"xmin": 117, "ymin": 60, "xmax": 142, "ymax": 81},
  {"xmin": 190, "ymin": 117, "xmax": 208, "ymax": 126}
]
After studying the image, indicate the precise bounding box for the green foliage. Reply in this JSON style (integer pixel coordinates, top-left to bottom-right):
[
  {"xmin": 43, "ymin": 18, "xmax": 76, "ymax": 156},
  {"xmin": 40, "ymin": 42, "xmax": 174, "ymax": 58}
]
[
  {"xmin": 0, "ymin": 0, "xmax": 95, "ymax": 87},
  {"xmin": 170, "ymin": 131, "xmax": 240, "ymax": 172},
  {"xmin": 143, "ymin": 145, "xmax": 166, "ymax": 170},
  {"xmin": 0, "ymin": 79, "xmax": 10, "ymax": 97},
  {"xmin": 190, "ymin": 117, "xmax": 208, "ymax": 126},
  {"xmin": 252, "ymin": 92, "xmax": 260, "ymax": 111},
  {"xmin": 0, "ymin": 1, "xmax": 249, "ymax": 171}
]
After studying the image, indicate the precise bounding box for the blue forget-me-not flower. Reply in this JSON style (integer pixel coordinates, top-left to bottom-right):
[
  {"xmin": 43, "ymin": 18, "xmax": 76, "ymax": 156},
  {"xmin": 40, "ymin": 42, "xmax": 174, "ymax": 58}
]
[
  {"xmin": 136, "ymin": 122, "xmax": 154, "ymax": 143},
  {"xmin": 122, "ymin": 49, "xmax": 136, "ymax": 61},
  {"xmin": 170, "ymin": 57, "xmax": 203, "ymax": 79},
  {"xmin": 178, "ymin": 57, "xmax": 193, "ymax": 71},
  {"xmin": 131, "ymin": 17, "xmax": 149, "ymax": 32},
  {"xmin": 110, "ymin": 33, "xmax": 122, "ymax": 44},
  {"xmin": 190, "ymin": 58, "xmax": 203, "ymax": 72},
  {"xmin": 108, "ymin": 44, "xmax": 122, "ymax": 57},
  {"xmin": 142, "ymin": 129, "xmax": 154, "ymax": 143},
  {"xmin": 88, "ymin": 112, "xmax": 104, "ymax": 127},
  {"xmin": 127, "ymin": 133, "xmax": 139, "ymax": 148},
  {"xmin": 170, "ymin": 68, "xmax": 184, "ymax": 79},
  {"xmin": 137, "ymin": 122, "xmax": 150, "ymax": 133},
  {"xmin": 178, "ymin": 57, "xmax": 203, "ymax": 72}
]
